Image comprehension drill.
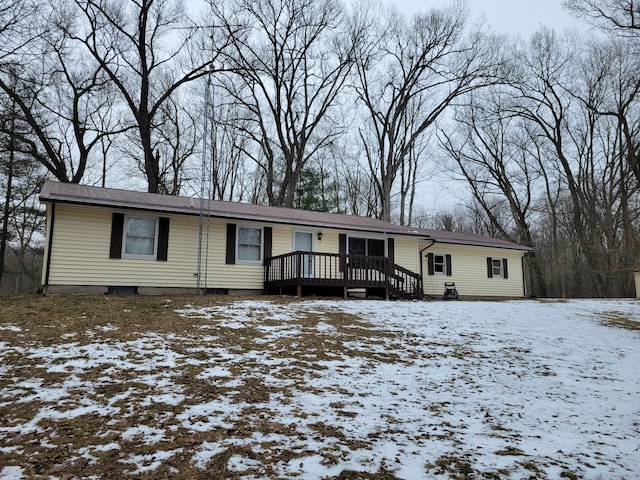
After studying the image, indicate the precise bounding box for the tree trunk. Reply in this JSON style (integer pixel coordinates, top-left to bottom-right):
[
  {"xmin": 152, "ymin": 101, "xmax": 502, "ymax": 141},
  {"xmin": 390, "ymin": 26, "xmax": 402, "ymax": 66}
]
[
  {"xmin": 0, "ymin": 144, "xmax": 13, "ymax": 287},
  {"xmin": 0, "ymin": 108, "xmax": 16, "ymax": 287}
]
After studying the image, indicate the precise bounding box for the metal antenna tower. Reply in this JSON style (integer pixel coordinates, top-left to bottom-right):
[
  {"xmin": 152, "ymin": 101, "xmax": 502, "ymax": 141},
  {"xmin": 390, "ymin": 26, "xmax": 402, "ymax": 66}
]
[{"xmin": 196, "ymin": 69, "xmax": 214, "ymax": 294}]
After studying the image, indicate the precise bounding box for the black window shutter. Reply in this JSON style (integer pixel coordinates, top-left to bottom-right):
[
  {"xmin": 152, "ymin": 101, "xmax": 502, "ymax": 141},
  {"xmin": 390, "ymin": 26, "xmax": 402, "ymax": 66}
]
[
  {"xmin": 503, "ymin": 258, "xmax": 509, "ymax": 279},
  {"xmin": 109, "ymin": 213, "xmax": 124, "ymax": 259},
  {"xmin": 226, "ymin": 224, "xmax": 236, "ymax": 265},
  {"xmin": 446, "ymin": 254, "xmax": 452, "ymax": 276},
  {"xmin": 487, "ymin": 257, "xmax": 493, "ymax": 278},
  {"xmin": 387, "ymin": 238, "xmax": 395, "ymax": 265},
  {"xmin": 157, "ymin": 217, "xmax": 170, "ymax": 261},
  {"xmin": 263, "ymin": 226, "xmax": 272, "ymax": 265},
  {"xmin": 427, "ymin": 252, "xmax": 435, "ymax": 276},
  {"xmin": 339, "ymin": 233, "xmax": 346, "ymax": 272}
]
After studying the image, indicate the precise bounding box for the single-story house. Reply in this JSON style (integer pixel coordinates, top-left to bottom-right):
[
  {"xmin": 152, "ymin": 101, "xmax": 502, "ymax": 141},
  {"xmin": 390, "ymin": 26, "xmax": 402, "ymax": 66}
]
[{"xmin": 39, "ymin": 181, "xmax": 533, "ymax": 299}]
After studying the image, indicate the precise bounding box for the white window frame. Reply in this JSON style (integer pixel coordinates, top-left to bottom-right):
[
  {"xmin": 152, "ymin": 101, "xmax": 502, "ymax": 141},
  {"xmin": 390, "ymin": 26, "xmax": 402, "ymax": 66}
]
[
  {"xmin": 122, "ymin": 215, "xmax": 158, "ymax": 260},
  {"xmin": 433, "ymin": 254, "xmax": 446, "ymax": 275},
  {"xmin": 492, "ymin": 258, "xmax": 504, "ymax": 278},
  {"xmin": 236, "ymin": 225, "xmax": 263, "ymax": 264}
]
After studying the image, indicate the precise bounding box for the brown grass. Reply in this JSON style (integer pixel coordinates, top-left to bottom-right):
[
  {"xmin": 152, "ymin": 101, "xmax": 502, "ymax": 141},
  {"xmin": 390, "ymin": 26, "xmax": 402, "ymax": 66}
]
[
  {"xmin": 0, "ymin": 294, "xmax": 417, "ymax": 479},
  {"xmin": 599, "ymin": 310, "xmax": 640, "ymax": 330},
  {"xmin": 0, "ymin": 294, "xmax": 611, "ymax": 479}
]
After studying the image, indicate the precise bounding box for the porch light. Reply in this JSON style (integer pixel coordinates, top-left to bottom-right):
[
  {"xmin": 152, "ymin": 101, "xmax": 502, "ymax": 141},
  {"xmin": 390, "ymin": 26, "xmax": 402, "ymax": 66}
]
[{"xmin": 317, "ymin": 231, "xmax": 323, "ymax": 241}]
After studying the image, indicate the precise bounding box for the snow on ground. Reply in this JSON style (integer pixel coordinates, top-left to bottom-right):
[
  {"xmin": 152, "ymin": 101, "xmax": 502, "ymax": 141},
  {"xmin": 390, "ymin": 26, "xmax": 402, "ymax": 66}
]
[{"xmin": 0, "ymin": 298, "xmax": 639, "ymax": 479}]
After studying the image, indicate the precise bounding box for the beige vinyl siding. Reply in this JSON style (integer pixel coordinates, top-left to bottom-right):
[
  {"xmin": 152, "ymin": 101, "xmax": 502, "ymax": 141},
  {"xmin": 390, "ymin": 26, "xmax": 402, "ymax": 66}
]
[
  {"xmin": 273, "ymin": 225, "xmax": 297, "ymax": 256},
  {"xmin": 46, "ymin": 203, "xmax": 427, "ymax": 291},
  {"xmin": 48, "ymin": 204, "xmax": 201, "ymax": 288},
  {"xmin": 209, "ymin": 220, "xmax": 266, "ymax": 290},
  {"xmin": 392, "ymin": 236, "xmax": 420, "ymax": 272},
  {"xmin": 315, "ymin": 230, "xmax": 337, "ymax": 254},
  {"xmin": 421, "ymin": 242, "xmax": 526, "ymax": 298},
  {"xmin": 47, "ymin": 205, "xmax": 272, "ymax": 290}
]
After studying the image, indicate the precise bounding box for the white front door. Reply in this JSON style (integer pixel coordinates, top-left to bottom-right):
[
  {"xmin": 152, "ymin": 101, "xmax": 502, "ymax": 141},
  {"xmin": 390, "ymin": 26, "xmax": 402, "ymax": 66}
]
[{"xmin": 294, "ymin": 231, "xmax": 314, "ymax": 277}]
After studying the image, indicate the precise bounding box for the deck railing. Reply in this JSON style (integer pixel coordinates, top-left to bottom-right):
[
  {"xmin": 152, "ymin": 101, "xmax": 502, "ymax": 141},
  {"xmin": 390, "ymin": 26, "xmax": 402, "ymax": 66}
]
[{"xmin": 264, "ymin": 252, "xmax": 422, "ymax": 299}]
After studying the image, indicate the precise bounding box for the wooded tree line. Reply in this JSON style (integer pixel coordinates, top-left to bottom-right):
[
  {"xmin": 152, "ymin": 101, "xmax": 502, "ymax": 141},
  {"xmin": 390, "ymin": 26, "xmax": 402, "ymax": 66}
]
[{"xmin": 1, "ymin": 0, "xmax": 639, "ymax": 297}]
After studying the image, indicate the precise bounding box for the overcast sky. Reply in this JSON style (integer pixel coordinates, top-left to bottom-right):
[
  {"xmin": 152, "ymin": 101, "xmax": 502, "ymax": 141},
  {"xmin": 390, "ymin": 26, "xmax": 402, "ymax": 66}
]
[
  {"xmin": 186, "ymin": 0, "xmax": 584, "ymax": 37},
  {"xmin": 392, "ymin": 0, "xmax": 585, "ymax": 38}
]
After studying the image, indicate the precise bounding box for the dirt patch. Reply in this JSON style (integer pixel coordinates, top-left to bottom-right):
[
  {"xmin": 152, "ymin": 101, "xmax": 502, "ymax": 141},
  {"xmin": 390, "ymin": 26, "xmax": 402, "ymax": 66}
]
[{"xmin": 599, "ymin": 310, "xmax": 640, "ymax": 330}]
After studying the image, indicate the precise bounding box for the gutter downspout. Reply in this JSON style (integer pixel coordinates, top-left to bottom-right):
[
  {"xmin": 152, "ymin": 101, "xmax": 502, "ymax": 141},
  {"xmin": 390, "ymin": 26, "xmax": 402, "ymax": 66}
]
[
  {"xmin": 419, "ymin": 238, "xmax": 436, "ymax": 300},
  {"xmin": 522, "ymin": 250, "xmax": 531, "ymax": 298},
  {"xmin": 43, "ymin": 201, "xmax": 55, "ymax": 293}
]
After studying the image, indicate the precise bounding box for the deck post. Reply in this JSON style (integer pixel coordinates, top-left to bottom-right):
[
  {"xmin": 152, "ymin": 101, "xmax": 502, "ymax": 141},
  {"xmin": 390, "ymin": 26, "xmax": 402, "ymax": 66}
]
[
  {"xmin": 297, "ymin": 284, "xmax": 302, "ymax": 298},
  {"xmin": 296, "ymin": 252, "xmax": 302, "ymax": 281},
  {"xmin": 280, "ymin": 257, "xmax": 285, "ymax": 283}
]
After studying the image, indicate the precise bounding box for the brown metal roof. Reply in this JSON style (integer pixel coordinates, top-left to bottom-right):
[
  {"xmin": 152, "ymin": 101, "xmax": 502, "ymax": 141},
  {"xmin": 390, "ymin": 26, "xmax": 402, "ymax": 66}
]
[
  {"xmin": 416, "ymin": 229, "xmax": 532, "ymax": 250},
  {"xmin": 40, "ymin": 181, "xmax": 532, "ymax": 251}
]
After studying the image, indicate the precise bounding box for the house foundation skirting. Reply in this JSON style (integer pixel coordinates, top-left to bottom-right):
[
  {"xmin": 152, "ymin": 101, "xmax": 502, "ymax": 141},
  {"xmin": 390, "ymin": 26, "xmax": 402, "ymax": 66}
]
[{"xmin": 43, "ymin": 285, "xmax": 264, "ymax": 296}]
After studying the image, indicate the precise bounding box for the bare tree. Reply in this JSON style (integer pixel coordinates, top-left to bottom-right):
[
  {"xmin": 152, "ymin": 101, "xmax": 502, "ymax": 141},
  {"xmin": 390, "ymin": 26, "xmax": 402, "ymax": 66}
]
[
  {"xmin": 203, "ymin": 82, "xmax": 256, "ymax": 202},
  {"xmin": 564, "ymin": 0, "xmax": 640, "ymax": 36},
  {"xmin": 566, "ymin": 0, "xmax": 640, "ymax": 187},
  {"xmin": 575, "ymin": 37, "xmax": 640, "ymax": 294},
  {"xmin": 123, "ymin": 92, "xmax": 198, "ymax": 195},
  {"xmin": 441, "ymin": 27, "xmax": 640, "ymax": 297},
  {"xmin": 0, "ymin": 89, "xmax": 46, "ymax": 290},
  {"xmin": 353, "ymin": 1, "xmax": 510, "ymax": 223},
  {"xmin": 211, "ymin": 0, "xmax": 356, "ymax": 207},
  {"xmin": 440, "ymin": 89, "xmax": 549, "ymax": 296},
  {"xmin": 0, "ymin": 0, "xmax": 34, "ymax": 61},
  {"xmin": 507, "ymin": 29, "xmax": 594, "ymax": 290},
  {"xmin": 0, "ymin": 2, "xmax": 119, "ymax": 184},
  {"xmin": 67, "ymin": 0, "xmax": 224, "ymax": 193}
]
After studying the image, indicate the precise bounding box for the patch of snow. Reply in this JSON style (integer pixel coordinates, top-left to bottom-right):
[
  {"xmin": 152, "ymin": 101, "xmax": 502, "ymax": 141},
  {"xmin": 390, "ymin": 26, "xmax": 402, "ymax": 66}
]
[
  {"xmin": 279, "ymin": 454, "xmax": 344, "ymax": 478},
  {"xmin": 220, "ymin": 378, "xmax": 244, "ymax": 388},
  {"xmin": 0, "ymin": 324, "xmax": 21, "ymax": 332},
  {"xmin": 122, "ymin": 449, "xmax": 181, "ymax": 474},
  {"xmin": 0, "ymin": 466, "xmax": 23, "ymax": 480},
  {"xmin": 315, "ymin": 321, "xmax": 336, "ymax": 333},
  {"xmin": 93, "ymin": 442, "xmax": 120, "ymax": 451},
  {"xmin": 141, "ymin": 392, "xmax": 185, "ymax": 406},
  {"xmin": 95, "ymin": 323, "xmax": 118, "ymax": 332},
  {"xmin": 176, "ymin": 401, "xmax": 237, "ymax": 431},
  {"xmin": 196, "ymin": 366, "xmax": 232, "ymax": 378},
  {"xmin": 192, "ymin": 442, "xmax": 226, "ymax": 469},
  {"xmin": 228, "ymin": 454, "xmax": 263, "ymax": 472},
  {"xmin": 122, "ymin": 425, "xmax": 167, "ymax": 444}
]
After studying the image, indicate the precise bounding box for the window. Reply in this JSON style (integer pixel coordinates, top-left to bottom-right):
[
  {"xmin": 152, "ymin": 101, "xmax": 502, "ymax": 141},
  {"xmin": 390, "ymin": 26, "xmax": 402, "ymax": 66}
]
[
  {"xmin": 123, "ymin": 216, "xmax": 158, "ymax": 258},
  {"xmin": 492, "ymin": 258, "xmax": 503, "ymax": 278},
  {"xmin": 109, "ymin": 214, "xmax": 169, "ymax": 261},
  {"xmin": 237, "ymin": 226, "xmax": 262, "ymax": 263},
  {"xmin": 427, "ymin": 253, "xmax": 452, "ymax": 276},
  {"xmin": 348, "ymin": 237, "xmax": 385, "ymax": 257},
  {"xmin": 487, "ymin": 257, "xmax": 508, "ymax": 279}
]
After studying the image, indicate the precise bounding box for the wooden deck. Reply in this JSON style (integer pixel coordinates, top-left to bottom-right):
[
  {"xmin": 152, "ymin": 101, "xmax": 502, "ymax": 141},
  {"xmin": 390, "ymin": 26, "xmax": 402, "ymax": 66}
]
[{"xmin": 264, "ymin": 252, "xmax": 422, "ymax": 299}]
